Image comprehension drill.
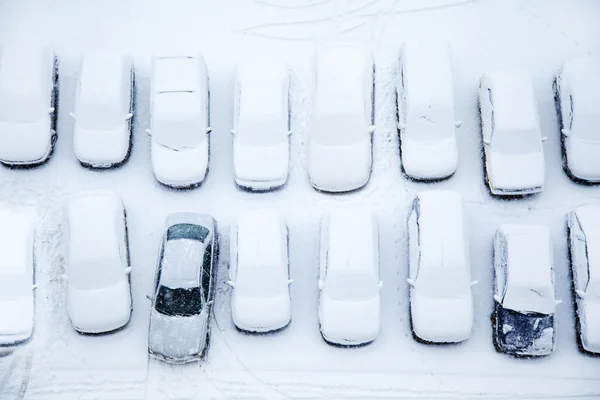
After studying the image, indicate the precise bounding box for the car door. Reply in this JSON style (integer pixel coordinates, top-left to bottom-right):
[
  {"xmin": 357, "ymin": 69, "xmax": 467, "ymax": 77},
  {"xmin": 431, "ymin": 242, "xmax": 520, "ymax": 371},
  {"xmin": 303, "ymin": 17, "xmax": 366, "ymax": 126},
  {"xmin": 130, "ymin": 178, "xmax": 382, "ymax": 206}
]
[
  {"xmin": 407, "ymin": 199, "xmax": 420, "ymax": 284},
  {"xmin": 480, "ymin": 85, "xmax": 494, "ymax": 147},
  {"xmin": 571, "ymin": 221, "xmax": 589, "ymax": 306},
  {"xmin": 493, "ymin": 233, "xmax": 508, "ymax": 303}
]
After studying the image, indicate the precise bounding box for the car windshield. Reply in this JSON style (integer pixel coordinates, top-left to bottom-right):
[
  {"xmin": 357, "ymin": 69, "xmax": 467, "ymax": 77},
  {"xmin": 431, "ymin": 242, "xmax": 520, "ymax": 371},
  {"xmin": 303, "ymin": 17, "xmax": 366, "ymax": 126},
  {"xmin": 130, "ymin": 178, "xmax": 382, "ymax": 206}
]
[
  {"xmin": 502, "ymin": 284, "xmax": 555, "ymax": 314},
  {"xmin": 325, "ymin": 270, "xmax": 377, "ymax": 301},
  {"xmin": 77, "ymin": 98, "xmax": 125, "ymax": 130},
  {"xmin": 0, "ymin": 275, "xmax": 30, "ymax": 300},
  {"xmin": 572, "ymin": 114, "xmax": 600, "ymax": 141},
  {"xmin": 167, "ymin": 223, "xmax": 209, "ymax": 242},
  {"xmin": 236, "ymin": 265, "xmax": 286, "ymax": 297},
  {"xmin": 155, "ymin": 285, "xmax": 203, "ymax": 317},
  {"xmin": 406, "ymin": 105, "xmax": 454, "ymax": 141},
  {"xmin": 311, "ymin": 113, "xmax": 366, "ymax": 146},
  {"xmin": 236, "ymin": 117, "xmax": 287, "ymax": 146},
  {"xmin": 416, "ymin": 266, "xmax": 469, "ymax": 298},
  {"xmin": 0, "ymin": 93, "xmax": 46, "ymax": 123},
  {"xmin": 492, "ymin": 129, "xmax": 540, "ymax": 154},
  {"xmin": 69, "ymin": 258, "xmax": 123, "ymax": 290}
]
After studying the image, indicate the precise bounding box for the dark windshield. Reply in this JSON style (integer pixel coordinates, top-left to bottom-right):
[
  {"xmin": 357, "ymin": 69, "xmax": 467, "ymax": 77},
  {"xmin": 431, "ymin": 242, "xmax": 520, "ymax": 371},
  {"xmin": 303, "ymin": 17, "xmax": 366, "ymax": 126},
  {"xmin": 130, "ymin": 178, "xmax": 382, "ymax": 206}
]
[
  {"xmin": 167, "ymin": 223, "xmax": 209, "ymax": 242},
  {"xmin": 155, "ymin": 285, "xmax": 203, "ymax": 317}
]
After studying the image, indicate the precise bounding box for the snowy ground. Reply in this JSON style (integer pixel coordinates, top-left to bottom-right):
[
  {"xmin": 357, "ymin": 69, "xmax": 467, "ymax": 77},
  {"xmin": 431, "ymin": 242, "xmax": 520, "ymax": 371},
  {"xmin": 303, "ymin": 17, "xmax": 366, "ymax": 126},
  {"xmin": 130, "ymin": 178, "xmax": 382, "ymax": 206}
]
[{"xmin": 0, "ymin": 0, "xmax": 599, "ymax": 398}]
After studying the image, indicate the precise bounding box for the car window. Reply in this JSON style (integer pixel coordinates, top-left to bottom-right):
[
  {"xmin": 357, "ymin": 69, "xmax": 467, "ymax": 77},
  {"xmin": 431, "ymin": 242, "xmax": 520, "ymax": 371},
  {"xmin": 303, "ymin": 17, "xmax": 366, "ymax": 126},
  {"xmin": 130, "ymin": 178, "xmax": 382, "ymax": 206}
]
[
  {"xmin": 408, "ymin": 210, "xmax": 419, "ymax": 281},
  {"xmin": 201, "ymin": 242, "xmax": 213, "ymax": 301},
  {"xmin": 167, "ymin": 223, "xmax": 209, "ymax": 242},
  {"xmin": 568, "ymin": 94, "xmax": 574, "ymax": 130},
  {"xmin": 326, "ymin": 270, "xmax": 377, "ymax": 300},
  {"xmin": 574, "ymin": 236, "xmax": 589, "ymax": 291},
  {"xmin": 154, "ymin": 244, "xmax": 164, "ymax": 293},
  {"xmin": 154, "ymin": 285, "xmax": 203, "ymax": 317}
]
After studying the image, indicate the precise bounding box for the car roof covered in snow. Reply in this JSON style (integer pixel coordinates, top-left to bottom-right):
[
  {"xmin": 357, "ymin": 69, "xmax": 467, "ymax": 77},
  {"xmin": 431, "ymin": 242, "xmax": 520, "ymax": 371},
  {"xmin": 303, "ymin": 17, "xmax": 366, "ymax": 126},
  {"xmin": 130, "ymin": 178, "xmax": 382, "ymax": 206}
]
[
  {"xmin": 160, "ymin": 239, "xmax": 204, "ymax": 288},
  {"xmin": 236, "ymin": 212, "xmax": 286, "ymax": 269},
  {"xmin": 152, "ymin": 55, "xmax": 207, "ymax": 93},
  {"xmin": 400, "ymin": 41, "xmax": 455, "ymax": 117},
  {"xmin": 571, "ymin": 205, "xmax": 600, "ymax": 279},
  {"xmin": 325, "ymin": 208, "xmax": 378, "ymax": 274},
  {"xmin": 79, "ymin": 52, "xmax": 130, "ymax": 109},
  {"xmin": 0, "ymin": 203, "xmax": 34, "ymax": 277},
  {"xmin": 480, "ymin": 71, "xmax": 539, "ymax": 132},
  {"xmin": 314, "ymin": 43, "xmax": 372, "ymax": 116},
  {"xmin": 499, "ymin": 224, "xmax": 556, "ymax": 314},
  {"xmin": 415, "ymin": 190, "xmax": 468, "ymax": 269},
  {"xmin": 66, "ymin": 190, "xmax": 124, "ymax": 266},
  {"xmin": 560, "ymin": 57, "xmax": 600, "ymax": 115},
  {"xmin": 236, "ymin": 58, "xmax": 288, "ymax": 119}
]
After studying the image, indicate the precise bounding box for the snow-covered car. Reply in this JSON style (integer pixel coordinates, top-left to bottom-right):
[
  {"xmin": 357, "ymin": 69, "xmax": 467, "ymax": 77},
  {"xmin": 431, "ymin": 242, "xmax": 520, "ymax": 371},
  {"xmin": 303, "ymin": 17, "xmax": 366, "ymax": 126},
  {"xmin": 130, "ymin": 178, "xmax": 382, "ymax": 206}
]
[
  {"xmin": 149, "ymin": 55, "xmax": 210, "ymax": 188},
  {"xmin": 0, "ymin": 204, "xmax": 35, "ymax": 346},
  {"xmin": 567, "ymin": 205, "xmax": 600, "ymax": 353},
  {"xmin": 397, "ymin": 41, "xmax": 460, "ymax": 180},
  {"xmin": 64, "ymin": 190, "xmax": 132, "ymax": 334},
  {"xmin": 0, "ymin": 45, "xmax": 57, "ymax": 166},
  {"xmin": 232, "ymin": 59, "xmax": 290, "ymax": 191},
  {"xmin": 228, "ymin": 212, "xmax": 291, "ymax": 332},
  {"xmin": 71, "ymin": 52, "xmax": 134, "ymax": 168},
  {"xmin": 308, "ymin": 43, "xmax": 375, "ymax": 193},
  {"xmin": 479, "ymin": 71, "xmax": 545, "ymax": 195},
  {"xmin": 318, "ymin": 208, "xmax": 381, "ymax": 345},
  {"xmin": 493, "ymin": 224, "xmax": 560, "ymax": 356},
  {"xmin": 407, "ymin": 190, "xmax": 475, "ymax": 343},
  {"xmin": 148, "ymin": 213, "xmax": 218, "ymax": 363},
  {"xmin": 554, "ymin": 57, "xmax": 600, "ymax": 182}
]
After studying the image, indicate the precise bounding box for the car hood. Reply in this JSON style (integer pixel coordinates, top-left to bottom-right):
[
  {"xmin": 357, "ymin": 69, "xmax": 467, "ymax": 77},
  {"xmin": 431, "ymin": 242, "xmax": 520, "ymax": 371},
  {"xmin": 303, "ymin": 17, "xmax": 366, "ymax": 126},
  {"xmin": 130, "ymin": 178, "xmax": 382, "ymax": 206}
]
[
  {"xmin": 319, "ymin": 294, "xmax": 380, "ymax": 345},
  {"xmin": 151, "ymin": 139, "xmax": 209, "ymax": 187},
  {"xmin": 74, "ymin": 123, "xmax": 130, "ymax": 165},
  {"xmin": 401, "ymin": 135, "xmax": 458, "ymax": 179},
  {"xmin": 0, "ymin": 119, "xmax": 52, "ymax": 163},
  {"xmin": 233, "ymin": 139, "xmax": 289, "ymax": 183},
  {"xmin": 487, "ymin": 150, "xmax": 545, "ymax": 192},
  {"xmin": 67, "ymin": 280, "xmax": 131, "ymax": 333},
  {"xmin": 410, "ymin": 290, "xmax": 473, "ymax": 343},
  {"xmin": 232, "ymin": 292, "xmax": 291, "ymax": 332},
  {"xmin": 308, "ymin": 137, "xmax": 372, "ymax": 192},
  {"xmin": 148, "ymin": 309, "xmax": 208, "ymax": 363},
  {"xmin": 566, "ymin": 137, "xmax": 600, "ymax": 181},
  {"xmin": 0, "ymin": 296, "xmax": 34, "ymax": 340}
]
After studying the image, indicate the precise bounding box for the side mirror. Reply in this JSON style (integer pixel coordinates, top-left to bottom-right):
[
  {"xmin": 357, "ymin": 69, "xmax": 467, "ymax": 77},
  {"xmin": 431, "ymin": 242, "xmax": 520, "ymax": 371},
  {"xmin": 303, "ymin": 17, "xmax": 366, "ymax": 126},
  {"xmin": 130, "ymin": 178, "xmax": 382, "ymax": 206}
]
[
  {"xmin": 32, "ymin": 284, "xmax": 38, "ymax": 290},
  {"xmin": 368, "ymin": 125, "xmax": 376, "ymax": 135},
  {"xmin": 145, "ymin": 129, "xmax": 152, "ymax": 137},
  {"xmin": 398, "ymin": 122, "xmax": 406, "ymax": 130},
  {"xmin": 455, "ymin": 120, "xmax": 462, "ymax": 128},
  {"xmin": 206, "ymin": 300, "xmax": 214, "ymax": 306},
  {"xmin": 561, "ymin": 129, "xmax": 571, "ymax": 137},
  {"xmin": 287, "ymin": 279, "xmax": 294, "ymax": 285},
  {"xmin": 483, "ymin": 138, "xmax": 491, "ymax": 145},
  {"xmin": 317, "ymin": 280, "xmax": 324, "ymax": 290},
  {"xmin": 556, "ymin": 299, "xmax": 563, "ymax": 306},
  {"xmin": 541, "ymin": 136, "xmax": 548, "ymax": 142},
  {"xmin": 230, "ymin": 129, "xmax": 236, "ymax": 136},
  {"xmin": 206, "ymin": 127, "xmax": 212, "ymax": 134},
  {"xmin": 49, "ymin": 107, "xmax": 55, "ymax": 114},
  {"xmin": 125, "ymin": 113, "xmax": 133, "ymax": 120},
  {"xmin": 286, "ymin": 130, "xmax": 292, "ymax": 136},
  {"xmin": 146, "ymin": 294, "xmax": 153, "ymax": 301},
  {"xmin": 378, "ymin": 281, "xmax": 383, "ymax": 290},
  {"xmin": 576, "ymin": 289, "xmax": 585, "ymax": 299},
  {"xmin": 493, "ymin": 294, "xmax": 502, "ymax": 302},
  {"xmin": 69, "ymin": 112, "xmax": 76, "ymax": 120},
  {"xmin": 226, "ymin": 280, "xmax": 235, "ymax": 288},
  {"xmin": 406, "ymin": 278, "xmax": 415, "ymax": 287},
  {"xmin": 470, "ymin": 280, "xmax": 479, "ymax": 287},
  {"xmin": 61, "ymin": 274, "xmax": 69, "ymax": 282},
  {"xmin": 124, "ymin": 267, "xmax": 132, "ymax": 275}
]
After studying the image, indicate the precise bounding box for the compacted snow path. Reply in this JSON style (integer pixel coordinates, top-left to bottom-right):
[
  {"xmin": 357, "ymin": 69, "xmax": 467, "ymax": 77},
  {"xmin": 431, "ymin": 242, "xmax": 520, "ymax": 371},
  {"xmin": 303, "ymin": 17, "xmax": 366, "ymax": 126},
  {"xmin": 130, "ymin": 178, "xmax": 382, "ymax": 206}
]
[{"xmin": 0, "ymin": 0, "xmax": 599, "ymax": 398}]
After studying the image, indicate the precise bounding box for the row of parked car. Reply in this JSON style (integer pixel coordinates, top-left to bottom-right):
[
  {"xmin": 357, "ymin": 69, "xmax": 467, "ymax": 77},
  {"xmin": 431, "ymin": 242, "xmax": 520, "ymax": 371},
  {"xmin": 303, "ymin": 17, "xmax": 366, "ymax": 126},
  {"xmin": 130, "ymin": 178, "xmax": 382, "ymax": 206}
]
[
  {"xmin": 1, "ymin": 190, "xmax": 598, "ymax": 361},
  {"xmin": 1, "ymin": 43, "xmax": 598, "ymax": 192}
]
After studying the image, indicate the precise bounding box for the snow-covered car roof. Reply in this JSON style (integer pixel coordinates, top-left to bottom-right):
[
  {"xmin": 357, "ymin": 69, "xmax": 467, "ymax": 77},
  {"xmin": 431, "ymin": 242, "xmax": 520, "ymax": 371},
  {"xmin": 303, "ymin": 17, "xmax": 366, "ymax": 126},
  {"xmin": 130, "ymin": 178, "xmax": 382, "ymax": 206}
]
[
  {"xmin": 326, "ymin": 209, "xmax": 377, "ymax": 275},
  {"xmin": 571, "ymin": 205, "xmax": 600, "ymax": 280},
  {"xmin": 66, "ymin": 190, "xmax": 124, "ymax": 266},
  {"xmin": 0, "ymin": 203, "xmax": 34, "ymax": 277},
  {"xmin": 153, "ymin": 55, "xmax": 206, "ymax": 93},
  {"xmin": 499, "ymin": 224, "xmax": 556, "ymax": 314},
  {"xmin": 78, "ymin": 52, "xmax": 130, "ymax": 115},
  {"xmin": 236, "ymin": 59, "xmax": 288, "ymax": 120},
  {"xmin": 415, "ymin": 190, "xmax": 467, "ymax": 269},
  {"xmin": 560, "ymin": 57, "xmax": 600, "ymax": 116},
  {"xmin": 400, "ymin": 41, "xmax": 455, "ymax": 119},
  {"xmin": 480, "ymin": 71, "xmax": 539, "ymax": 133},
  {"xmin": 0, "ymin": 45, "xmax": 53, "ymax": 122},
  {"xmin": 314, "ymin": 43, "xmax": 372, "ymax": 117},
  {"xmin": 237, "ymin": 212, "xmax": 285, "ymax": 269}
]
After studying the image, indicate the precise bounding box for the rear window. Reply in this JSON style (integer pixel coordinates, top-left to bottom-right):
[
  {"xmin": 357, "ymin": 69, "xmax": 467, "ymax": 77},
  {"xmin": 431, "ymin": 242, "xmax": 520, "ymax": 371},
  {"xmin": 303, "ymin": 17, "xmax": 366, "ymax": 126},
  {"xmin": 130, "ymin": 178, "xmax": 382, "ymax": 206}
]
[
  {"xmin": 167, "ymin": 223, "xmax": 209, "ymax": 242},
  {"xmin": 155, "ymin": 285, "xmax": 203, "ymax": 317}
]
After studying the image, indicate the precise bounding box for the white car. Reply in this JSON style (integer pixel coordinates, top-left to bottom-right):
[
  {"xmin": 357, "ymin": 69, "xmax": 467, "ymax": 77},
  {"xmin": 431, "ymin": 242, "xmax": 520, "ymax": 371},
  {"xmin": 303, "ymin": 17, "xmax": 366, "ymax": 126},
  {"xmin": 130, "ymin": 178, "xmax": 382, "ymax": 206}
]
[
  {"xmin": 567, "ymin": 205, "xmax": 600, "ymax": 353},
  {"xmin": 65, "ymin": 190, "xmax": 132, "ymax": 334},
  {"xmin": 407, "ymin": 190, "xmax": 475, "ymax": 343},
  {"xmin": 555, "ymin": 57, "xmax": 600, "ymax": 182},
  {"xmin": 318, "ymin": 208, "xmax": 381, "ymax": 345},
  {"xmin": 308, "ymin": 43, "xmax": 375, "ymax": 192},
  {"xmin": 493, "ymin": 224, "xmax": 559, "ymax": 356},
  {"xmin": 71, "ymin": 52, "xmax": 134, "ymax": 168},
  {"xmin": 228, "ymin": 212, "xmax": 292, "ymax": 332},
  {"xmin": 0, "ymin": 45, "xmax": 57, "ymax": 166},
  {"xmin": 149, "ymin": 55, "xmax": 210, "ymax": 188},
  {"xmin": 479, "ymin": 71, "xmax": 545, "ymax": 195},
  {"xmin": 397, "ymin": 41, "xmax": 460, "ymax": 180},
  {"xmin": 0, "ymin": 204, "xmax": 35, "ymax": 346},
  {"xmin": 232, "ymin": 59, "xmax": 290, "ymax": 191}
]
